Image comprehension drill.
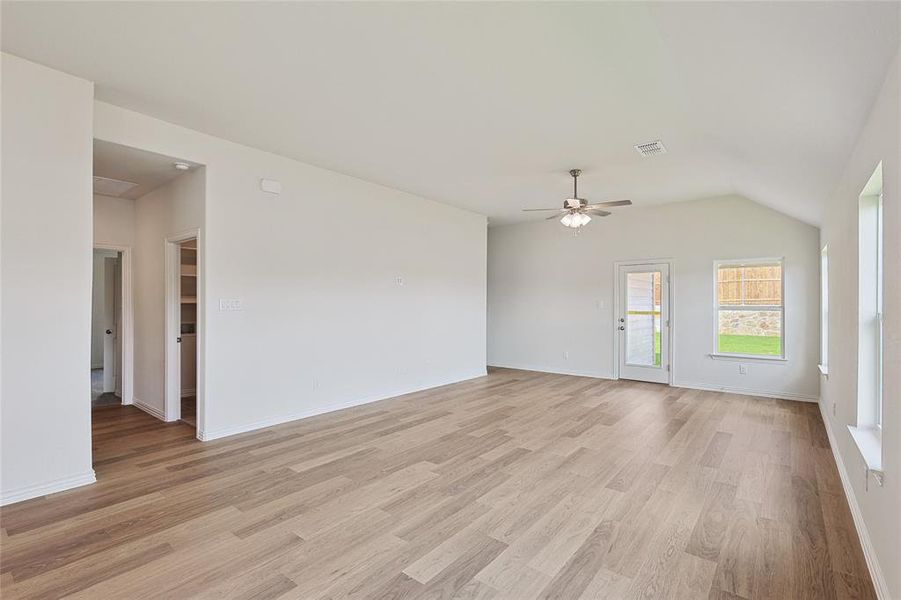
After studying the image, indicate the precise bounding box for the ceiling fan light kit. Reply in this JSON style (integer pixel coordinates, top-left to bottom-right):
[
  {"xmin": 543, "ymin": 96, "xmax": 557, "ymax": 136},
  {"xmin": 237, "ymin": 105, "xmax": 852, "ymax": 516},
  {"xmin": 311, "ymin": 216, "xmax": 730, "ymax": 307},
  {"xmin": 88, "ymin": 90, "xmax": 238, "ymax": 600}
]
[
  {"xmin": 561, "ymin": 212, "xmax": 591, "ymax": 228},
  {"xmin": 522, "ymin": 168, "xmax": 633, "ymax": 234}
]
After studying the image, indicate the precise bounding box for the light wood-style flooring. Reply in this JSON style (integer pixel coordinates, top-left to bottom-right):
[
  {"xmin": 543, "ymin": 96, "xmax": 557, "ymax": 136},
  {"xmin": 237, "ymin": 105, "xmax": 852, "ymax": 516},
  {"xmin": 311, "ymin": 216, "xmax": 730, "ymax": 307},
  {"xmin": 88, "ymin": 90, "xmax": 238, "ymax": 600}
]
[{"xmin": 0, "ymin": 368, "xmax": 874, "ymax": 599}]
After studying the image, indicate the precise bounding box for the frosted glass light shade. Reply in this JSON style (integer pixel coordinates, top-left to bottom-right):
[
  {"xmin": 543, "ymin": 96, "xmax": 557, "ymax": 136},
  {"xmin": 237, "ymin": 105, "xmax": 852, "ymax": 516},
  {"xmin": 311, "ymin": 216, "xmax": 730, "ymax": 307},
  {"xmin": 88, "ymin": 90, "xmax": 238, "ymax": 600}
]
[{"xmin": 561, "ymin": 212, "xmax": 592, "ymax": 228}]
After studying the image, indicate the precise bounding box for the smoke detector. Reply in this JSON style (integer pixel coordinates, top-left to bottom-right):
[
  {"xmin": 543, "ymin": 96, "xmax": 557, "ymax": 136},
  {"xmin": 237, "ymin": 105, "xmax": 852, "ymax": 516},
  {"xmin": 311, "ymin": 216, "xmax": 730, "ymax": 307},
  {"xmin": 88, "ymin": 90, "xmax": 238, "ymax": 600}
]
[
  {"xmin": 93, "ymin": 176, "xmax": 138, "ymax": 197},
  {"xmin": 634, "ymin": 140, "xmax": 667, "ymax": 157}
]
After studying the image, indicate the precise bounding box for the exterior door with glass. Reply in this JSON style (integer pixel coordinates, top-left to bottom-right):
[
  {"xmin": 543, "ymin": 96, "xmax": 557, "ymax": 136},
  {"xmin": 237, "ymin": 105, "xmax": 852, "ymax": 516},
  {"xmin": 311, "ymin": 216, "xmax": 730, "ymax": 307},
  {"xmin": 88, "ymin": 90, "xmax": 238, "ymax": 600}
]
[{"xmin": 617, "ymin": 263, "xmax": 670, "ymax": 384}]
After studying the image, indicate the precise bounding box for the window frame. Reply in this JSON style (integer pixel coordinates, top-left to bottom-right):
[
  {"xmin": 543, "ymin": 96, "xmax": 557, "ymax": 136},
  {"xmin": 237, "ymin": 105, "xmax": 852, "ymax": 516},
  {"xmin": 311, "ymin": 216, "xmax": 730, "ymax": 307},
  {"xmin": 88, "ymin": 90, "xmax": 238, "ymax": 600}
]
[
  {"xmin": 849, "ymin": 162, "xmax": 884, "ymax": 483},
  {"xmin": 875, "ymin": 192, "xmax": 883, "ymax": 431},
  {"xmin": 712, "ymin": 257, "xmax": 786, "ymax": 361},
  {"xmin": 819, "ymin": 245, "xmax": 829, "ymax": 376}
]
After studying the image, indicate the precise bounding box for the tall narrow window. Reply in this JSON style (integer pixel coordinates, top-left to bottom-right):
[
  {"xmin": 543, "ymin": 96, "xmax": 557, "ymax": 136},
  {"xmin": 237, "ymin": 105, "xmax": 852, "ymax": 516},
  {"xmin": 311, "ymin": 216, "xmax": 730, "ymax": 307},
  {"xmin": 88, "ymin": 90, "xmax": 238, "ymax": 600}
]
[
  {"xmin": 819, "ymin": 245, "xmax": 828, "ymax": 374},
  {"xmin": 857, "ymin": 162, "xmax": 883, "ymax": 432},
  {"xmin": 876, "ymin": 191, "xmax": 883, "ymax": 429},
  {"xmin": 714, "ymin": 259, "xmax": 784, "ymax": 358}
]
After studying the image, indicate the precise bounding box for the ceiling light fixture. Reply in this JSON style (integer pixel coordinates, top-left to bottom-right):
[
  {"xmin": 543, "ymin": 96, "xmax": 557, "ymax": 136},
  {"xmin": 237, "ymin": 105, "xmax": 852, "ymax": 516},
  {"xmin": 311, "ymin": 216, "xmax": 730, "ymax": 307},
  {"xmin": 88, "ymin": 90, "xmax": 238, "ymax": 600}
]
[
  {"xmin": 561, "ymin": 212, "xmax": 590, "ymax": 228},
  {"xmin": 174, "ymin": 162, "xmax": 190, "ymax": 171},
  {"xmin": 522, "ymin": 169, "xmax": 632, "ymax": 235}
]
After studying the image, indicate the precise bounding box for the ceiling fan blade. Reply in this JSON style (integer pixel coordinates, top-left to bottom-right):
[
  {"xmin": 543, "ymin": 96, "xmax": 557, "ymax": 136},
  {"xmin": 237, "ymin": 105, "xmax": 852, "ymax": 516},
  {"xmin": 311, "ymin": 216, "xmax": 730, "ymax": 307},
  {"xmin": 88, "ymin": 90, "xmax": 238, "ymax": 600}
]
[
  {"xmin": 585, "ymin": 199, "xmax": 632, "ymax": 208},
  {"xmin": 545, "ymin": 213, "xmax": 564, "ymax": 220},
  {"xmin": 586, "ymin": 209, "xmax": 611, "ymax": 217},
  {"xmin": 522, "ymin": 208, "xmax": 564, "ymax": 212}
]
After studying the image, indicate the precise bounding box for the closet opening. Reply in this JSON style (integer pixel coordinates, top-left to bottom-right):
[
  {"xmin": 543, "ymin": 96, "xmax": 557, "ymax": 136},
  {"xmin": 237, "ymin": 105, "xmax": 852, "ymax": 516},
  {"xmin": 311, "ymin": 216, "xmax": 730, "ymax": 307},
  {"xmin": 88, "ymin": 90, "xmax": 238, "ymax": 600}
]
[{"xmin": 170, "ymin": 236, "xmax": 199, "ymax": 428}]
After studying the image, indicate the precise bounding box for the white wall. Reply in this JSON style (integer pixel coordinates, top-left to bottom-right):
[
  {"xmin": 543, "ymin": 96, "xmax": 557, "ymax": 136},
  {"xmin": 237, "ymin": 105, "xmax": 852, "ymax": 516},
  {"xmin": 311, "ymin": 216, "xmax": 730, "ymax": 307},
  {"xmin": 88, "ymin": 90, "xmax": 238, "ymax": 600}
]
[
  {"xmin": 488, "ymin": 194, "xmax": 820, "ymax": 401},
  {"xmin": 0, "ymin": 54, "xmax": 95, "ymax": 504},
  {"xmin": 94, "ymin": 101, "xmax": 487, "ymax": 440},
  {"xmin": 820, "ymin": 53, "xmax": 899, "ymax": 599},
  {"xmin": 94, "ymin": 193, "xmax": 136, "ymax": 247},
  {"xmin": 132, "ymin": 168, "xmax": 204, "ymax": 416}
]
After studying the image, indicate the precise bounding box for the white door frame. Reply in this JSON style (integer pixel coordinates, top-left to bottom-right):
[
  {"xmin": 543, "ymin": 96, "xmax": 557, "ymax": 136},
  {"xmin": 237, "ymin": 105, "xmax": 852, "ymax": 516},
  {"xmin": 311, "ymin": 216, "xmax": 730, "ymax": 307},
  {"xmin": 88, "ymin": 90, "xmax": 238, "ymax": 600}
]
[
  {"xmin": 93, "ymin": 243, "xmax": 134, "ymax": 404},
  {"xmin": 164, "ymin": 228, "xmax": 203, "ymax": 432},
  {"xmin": 613, "ymin": 258, "xmax": 674, "ymax": 385}
]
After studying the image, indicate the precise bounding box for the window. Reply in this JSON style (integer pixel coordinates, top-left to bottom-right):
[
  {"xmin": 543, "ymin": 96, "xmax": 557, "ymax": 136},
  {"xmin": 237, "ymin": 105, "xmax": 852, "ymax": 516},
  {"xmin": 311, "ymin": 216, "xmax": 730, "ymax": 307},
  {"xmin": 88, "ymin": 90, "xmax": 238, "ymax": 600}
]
[
  {"xmin": 819, "ymin": 246, "xmax": 828, "ymax": 375},
  {"xmin": 851, "ymin": 162, "xmax": 884, "ymax": 479},
  {"xmin": 857, "ymin": 162, "xmax": 884, "ymax": 431},
  {"xmin": 876, "ymin": 191, "xmax": 883, "ymax": 430},
  {"xmin": 714, "ymin": 259, "xmax": 784, "ymax": 358}
]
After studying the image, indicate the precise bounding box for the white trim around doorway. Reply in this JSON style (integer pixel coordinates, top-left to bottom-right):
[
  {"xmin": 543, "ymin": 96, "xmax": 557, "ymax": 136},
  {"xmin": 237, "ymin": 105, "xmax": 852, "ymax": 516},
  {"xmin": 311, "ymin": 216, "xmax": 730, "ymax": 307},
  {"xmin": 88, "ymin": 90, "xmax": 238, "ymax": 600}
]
[
  {"xmin": 164, "ymin": 229, "xmax": 204, "ymax": 436},
  {"xmin": 93, "ymin": 243, "xmax": 134, "ymax": 405},
  {"xmin": 612, "ymin": 258, "xmax": 675, "ymax": 385}
]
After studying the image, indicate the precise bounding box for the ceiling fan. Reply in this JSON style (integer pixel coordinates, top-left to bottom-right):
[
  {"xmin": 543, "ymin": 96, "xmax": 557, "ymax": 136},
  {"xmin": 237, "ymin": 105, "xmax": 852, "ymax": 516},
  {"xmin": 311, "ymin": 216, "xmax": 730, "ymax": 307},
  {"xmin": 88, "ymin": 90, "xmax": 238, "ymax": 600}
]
[{"xmin": 523, "ymin": 169, "xmax": 632, "ymax": 231}]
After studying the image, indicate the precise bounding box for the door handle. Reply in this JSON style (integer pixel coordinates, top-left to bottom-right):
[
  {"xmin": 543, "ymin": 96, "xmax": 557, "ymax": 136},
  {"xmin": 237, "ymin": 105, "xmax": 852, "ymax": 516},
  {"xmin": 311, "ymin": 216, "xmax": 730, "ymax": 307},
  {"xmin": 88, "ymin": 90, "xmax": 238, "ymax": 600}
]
[
  {"xmin": 619, "ymin": 318, "xmax": 625, "ymax": 323},
  {"xmin": 618, "ymin": 326, "xmax": 625, "ymax": 331},
  {"xmin": 176, "ymin": 337, "xmax": 182, "ymax": 343},
  {"xmin": 105, "ymin": 329, "xmax": 112, "ymax": 335}
]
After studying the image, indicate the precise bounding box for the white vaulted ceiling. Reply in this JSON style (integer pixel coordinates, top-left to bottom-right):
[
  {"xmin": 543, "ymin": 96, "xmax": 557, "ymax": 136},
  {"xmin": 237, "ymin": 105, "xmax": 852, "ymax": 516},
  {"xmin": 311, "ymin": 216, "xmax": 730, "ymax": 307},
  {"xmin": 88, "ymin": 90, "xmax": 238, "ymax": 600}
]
[{"xmin": 2, "ymin": 2, "xmax": 898, "ymax": 225}]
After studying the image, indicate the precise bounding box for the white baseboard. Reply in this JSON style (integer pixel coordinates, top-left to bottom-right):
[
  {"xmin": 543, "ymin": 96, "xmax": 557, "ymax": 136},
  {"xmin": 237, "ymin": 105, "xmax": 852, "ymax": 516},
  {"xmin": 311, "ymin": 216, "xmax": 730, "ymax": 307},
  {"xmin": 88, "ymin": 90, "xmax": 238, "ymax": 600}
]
[
  {"xmin": 488, "ymin": 363, "xmax": 614, "ymax": 380},
  {"xmin": 1, "ymin": 470, "xmax": 96, "ymax": 506},
  {"xmin": 818, "ymin": 401, "xmax": 889, "ymax": 599},
  {"xmin": 672, "ymin": 380, "xmax": 819, "ymax": 403},
  {"xmin": 488, "ymin": 364, "xmax": 816, "ymax": 403},
  {"xmin": 198, "ymin": 370, "xmax": 487, "ymax": 442},
  {"xmin": 133, "ymin": 397, "xmax": 166, "ymax": 421}
]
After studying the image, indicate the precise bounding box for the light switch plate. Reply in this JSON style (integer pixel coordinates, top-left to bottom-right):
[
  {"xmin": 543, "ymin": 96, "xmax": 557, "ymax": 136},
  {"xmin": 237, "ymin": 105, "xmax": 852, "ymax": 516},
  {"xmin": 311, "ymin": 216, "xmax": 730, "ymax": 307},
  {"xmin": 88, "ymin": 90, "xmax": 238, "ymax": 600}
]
[{"xmin": 219, "ymin": 298, "xmax": 243, "ymax": 311}]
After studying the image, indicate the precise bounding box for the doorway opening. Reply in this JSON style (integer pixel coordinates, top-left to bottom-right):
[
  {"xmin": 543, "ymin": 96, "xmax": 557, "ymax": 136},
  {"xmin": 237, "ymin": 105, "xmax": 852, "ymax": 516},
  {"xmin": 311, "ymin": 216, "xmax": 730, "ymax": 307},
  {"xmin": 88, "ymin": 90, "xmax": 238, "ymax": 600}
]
[
  {"xmin": 92, "ymin": 139, "xmax": 205, "ymax": 442},
  {"xmin": 91, "ymin": 249, "xmax": 124, "ymax": 406},
  {"xmin": 614, "ymin": 260, "xmax": 673, "ymax": 384},
  {"xmin": 173, "ymin": 237, "xmax": 199, "ymax": 427}
]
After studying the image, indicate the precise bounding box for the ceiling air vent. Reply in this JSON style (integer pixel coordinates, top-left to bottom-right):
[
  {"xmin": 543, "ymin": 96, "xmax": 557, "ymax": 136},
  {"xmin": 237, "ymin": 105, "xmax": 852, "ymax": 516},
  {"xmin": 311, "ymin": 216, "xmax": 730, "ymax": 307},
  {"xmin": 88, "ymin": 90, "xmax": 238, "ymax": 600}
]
[
  {"xmin": 634, "ymin": 140, "xmax": 667, "ymax": 158},
  {"xmin": 93, "ymin": 175, "xmax": 138, "ymax": 197}
]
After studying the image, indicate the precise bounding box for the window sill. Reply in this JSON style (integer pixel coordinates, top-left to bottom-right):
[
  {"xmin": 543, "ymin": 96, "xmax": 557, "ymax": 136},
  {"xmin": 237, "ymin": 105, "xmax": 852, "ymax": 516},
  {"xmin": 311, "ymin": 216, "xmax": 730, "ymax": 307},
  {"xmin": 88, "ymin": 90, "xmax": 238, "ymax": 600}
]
[
  {"xmin": 709, "ymin": 353, "xmax": 787, "ymax": 363},
  {"xmin": 847, "ymin": 425, "xmax": 884, "ymax": 485},
  {"xmin": 818, "ymin": 364, "xmax": 829, "ymax": 376}
]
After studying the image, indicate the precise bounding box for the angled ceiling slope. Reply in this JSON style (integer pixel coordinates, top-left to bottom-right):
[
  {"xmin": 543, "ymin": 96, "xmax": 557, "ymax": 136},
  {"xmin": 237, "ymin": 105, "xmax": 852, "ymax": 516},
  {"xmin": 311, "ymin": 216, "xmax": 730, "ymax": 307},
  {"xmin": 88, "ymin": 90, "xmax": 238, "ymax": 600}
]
[{"xmin": 3, "ymin": 1, "xmax": 898, "ymax": 225}]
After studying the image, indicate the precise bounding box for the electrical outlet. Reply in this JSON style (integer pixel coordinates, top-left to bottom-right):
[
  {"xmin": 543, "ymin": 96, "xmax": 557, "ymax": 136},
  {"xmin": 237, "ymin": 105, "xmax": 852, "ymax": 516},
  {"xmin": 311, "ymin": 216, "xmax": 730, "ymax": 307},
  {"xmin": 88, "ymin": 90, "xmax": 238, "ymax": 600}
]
[
  {"xmin": 739, "ymin": 364, "xmax": 748, "ymax": 375},
  {"xmin": 395, "ymin": 276, "xmax": 405, "ymax": 286},
  {"xmin": 311, "ymin": 377, "xmax": 319, "ymax": 391}
]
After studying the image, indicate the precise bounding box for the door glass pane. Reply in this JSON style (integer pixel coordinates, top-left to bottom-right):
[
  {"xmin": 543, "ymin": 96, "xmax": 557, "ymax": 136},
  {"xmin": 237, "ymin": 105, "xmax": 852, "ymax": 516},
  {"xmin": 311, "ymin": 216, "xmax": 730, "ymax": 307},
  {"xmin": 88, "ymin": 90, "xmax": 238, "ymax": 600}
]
[{"xmin": 626, "ymin": 271, "xmax": 661, "ymax": 366}]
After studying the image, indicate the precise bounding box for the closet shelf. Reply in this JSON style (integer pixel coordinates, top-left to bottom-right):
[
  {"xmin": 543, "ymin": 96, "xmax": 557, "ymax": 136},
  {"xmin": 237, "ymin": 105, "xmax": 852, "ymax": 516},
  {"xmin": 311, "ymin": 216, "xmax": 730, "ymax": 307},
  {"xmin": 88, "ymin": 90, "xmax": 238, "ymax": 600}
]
[{"xmin": 181, "ymin": 297, "xmax": 197, "ymax": 304}]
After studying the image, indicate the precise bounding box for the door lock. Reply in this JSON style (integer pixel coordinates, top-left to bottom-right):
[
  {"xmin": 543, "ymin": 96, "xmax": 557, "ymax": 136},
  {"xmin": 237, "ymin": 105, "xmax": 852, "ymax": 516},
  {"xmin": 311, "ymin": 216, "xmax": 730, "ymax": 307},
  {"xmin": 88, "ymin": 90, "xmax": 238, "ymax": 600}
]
[
  {"xmin": 176, "ymin": 337, "xmax": 182, "ymax": 343},
  {"xmin": 618, "ymin": 326, "xmax": 625, "ymax": 331}
]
